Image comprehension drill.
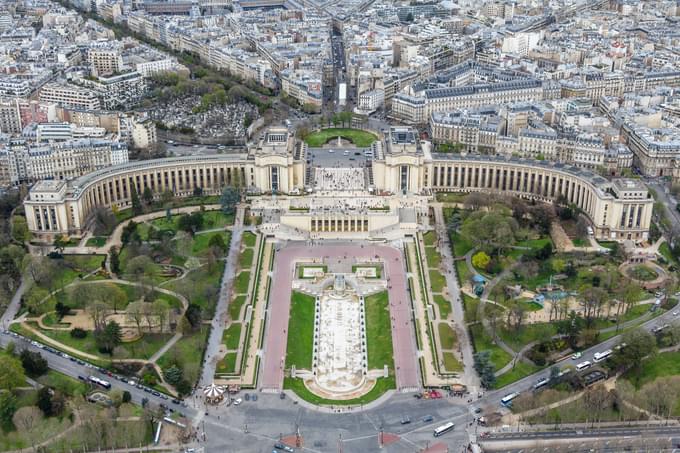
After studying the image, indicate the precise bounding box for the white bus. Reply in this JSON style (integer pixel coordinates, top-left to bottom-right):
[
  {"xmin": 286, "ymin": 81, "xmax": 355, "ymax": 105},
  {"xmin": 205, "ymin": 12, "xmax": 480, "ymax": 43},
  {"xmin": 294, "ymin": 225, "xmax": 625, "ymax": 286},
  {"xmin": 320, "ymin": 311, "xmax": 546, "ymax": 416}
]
[
  {"xmin": 500, "ymin": 392, "xmax": 520, "ymax": 407},
  {"xmin": 576, "ymin": 361, "xmax": 592, "ymax": 371},
  {"xmin": 433, "ymin": 421, "xmax": 455, "ymax": 437},
  {"xmin": 533, "ymin": 377, "xmax": 550, "ymax": 390},
  {"xmin": 593, "ymin": 349, "xmax": 612, "ymax": 363},
  {"xmin": 88, "ymin": 375, "xmax": 111, "ymax": 389}
]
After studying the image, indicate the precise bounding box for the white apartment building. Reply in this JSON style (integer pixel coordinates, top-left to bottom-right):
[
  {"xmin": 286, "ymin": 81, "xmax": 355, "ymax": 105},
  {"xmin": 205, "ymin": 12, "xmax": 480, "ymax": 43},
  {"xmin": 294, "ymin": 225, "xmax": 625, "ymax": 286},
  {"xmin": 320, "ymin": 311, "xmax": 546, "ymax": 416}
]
[
  {"xmin": 39, "ymin": 83, "xmax": 101, "ymax": 111},
  {"xmin": 0, "ymin": 138, "xmax": 128, "ymax": 186},
  {"xmin": 358, "ymin": 89, "xmax": 385, "ymax": 112}
]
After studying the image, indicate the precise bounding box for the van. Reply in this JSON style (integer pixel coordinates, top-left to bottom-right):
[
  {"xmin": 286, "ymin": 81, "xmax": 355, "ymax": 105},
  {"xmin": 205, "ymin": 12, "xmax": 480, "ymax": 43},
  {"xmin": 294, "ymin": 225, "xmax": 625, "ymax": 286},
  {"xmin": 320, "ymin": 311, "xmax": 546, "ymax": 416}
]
[{"xmin": 576, "ymin": 361, "xmax": 591, "ymax": 371}]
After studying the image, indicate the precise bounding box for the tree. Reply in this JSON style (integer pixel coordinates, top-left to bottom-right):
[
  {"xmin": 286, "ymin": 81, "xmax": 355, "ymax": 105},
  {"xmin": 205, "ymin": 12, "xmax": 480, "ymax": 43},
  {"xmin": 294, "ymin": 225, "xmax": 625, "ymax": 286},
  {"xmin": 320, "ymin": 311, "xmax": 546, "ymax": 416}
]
[
  {"xmin": 161, "ymin": 190, "xmax": 174, "ymax": 207},
  {"xmin": 11, "ymin": 216, "xmax": 29, "ymax": 243},
  {"xmin": 153, "ymin": 299, "xmax": 170, "ymax": 333},
  {"xmin": 0, "ymin": 354, "xmax": 25, "ymax": 390},
  {"xmin": 131, "ymin": 185, "xmax": 143, "ymax": 215},
  {"xmin": 164, "ymin": 365, "xmax": 183, "ymax": 386},
  {"xmin": 473, "ymin": 351, "xmax": 496, "ymax": 389},
  {"xmin": 99, "ymin": 282, "xmax": 127, "ymax": 313},
  {"xmin": 127, "ymin": 301, "xmax": 145, "ymax": 336},
  {"xmin": 472, "ymin": 251, "xmax": 491, "ymax": 270},
  {"xmin": 208, "ymin": 233, "xmax": 227, "ymax": 253},
  {"xmin": 618, "ymin": 328, "xmax": 657, "ymax": 379},
  {"xmin": 95, "ymin": 321, "xmax": 122, "ymax": 355},
  {"xmin": 184, "ymin": 303, "xmax": 202, "ymax": 330},
  {"xmin": 125, "ymin": 255, "xmax": 157, "ymax": 296},
  {"xmin": 405, "ymin": 12, "xmax": 414, "ymax": 21},
  {"xmin": 122, "ymin": 390, "xmax": 132, "ymax": 403},
  {"xmin": 506, "ymin": 300, "xmax": 526, "ymax": 332},
  {"xmin": 70, "ymin": 327, "xmax": 87, "ymax": 338},
  {"xmin": 109, "ymin": 246, "xmax": 120, "ymax": 274},
  {"xmin": 551, "ymin": 259, "xmax": 566, "ymax": 274},
  {"xmin": 37, "ymin": 387, "xmax": 54, "ymax": 416},
  {"xmin": 142, "ymin": 186, "xmax": 154, "ymax": 206},
  {"xmin": 221, "ymin": 186, "xmax": 240, "ymax": 215},
  {"xmin": 55, "ymin": 301, "xmax": 71, "ymax": 319},
  {"xmin": 583, "ymin": 384, "xmax": 612, "ymax": 426},
  {"xmin": 20, "ymin": 350, "xmax": 48, "ymax": 377},
  {"xmin": 0, "ymin": 391, "xmax": 17, "ymax": 425},
  {"xmin": 91, "ymin": 207, "xmax": 117, "ymax": 236},
  {"xmin": 177, "ymin": 212, "xmax": 204, "ymax": 235}
]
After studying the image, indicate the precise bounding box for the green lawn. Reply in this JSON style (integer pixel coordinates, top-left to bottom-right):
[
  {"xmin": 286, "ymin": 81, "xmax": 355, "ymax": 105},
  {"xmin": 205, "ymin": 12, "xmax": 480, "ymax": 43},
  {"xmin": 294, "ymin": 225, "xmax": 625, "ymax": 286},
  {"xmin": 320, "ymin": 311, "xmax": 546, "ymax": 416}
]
[
  {"xmin": 494, "ymin": 361, "xmax": 542, "ymax": 388},
  {"xmin": 365, "ymin": 291, "xmax": 394, "ymax": 371},
  {"xmin": 425, "ymin": 246, "xmax": 441, "ymax": 269},
  {"xmin": 304, "ymin": 128, "xmax": 377, "ymax": 147},
  {"xmin": 625, "ymin": 351, "xmax": 680, "ymax": 388},
  {"xmin": 455, "ymin": 259, "xmax": 471, "ymax": 285},
  {"xmin": 572, "ymin": 237, "xmax": 588, "ymax": 247},
  {"xmin": 284, "ymin": 376, "xmax": 395, "ymax": 406},
  {"xmin": 37, "ymin": 370, "xmax": 88, "ymax": 397},
  {"xmin": 450, "ymin": 232, "xmax": 473, "ymax": 257},
  {"xmin": 438, "ymin": 323, "xmax": 457, "ymax": 349},
  {"xmin": 239, "ymin": 248, "xmax": 254, "ymax": 268},
  {"xmin": 462, "ymin": 294, "xmax": 479, "ymax": 324},
  {"xmin": 234, "ymin": 271, "xmax": 250, "ymax": 294},
  {"xmin": 216, "ymin": 352, "xmax": 238, "ymax": 374},
  {"xmin": 442, "ymin": 352, "xmax": 463, "ymax": 372},
  {"xmin": 150, "ymin": 210, "xmax": 233, "ymax": 232},
  {"xmin": 497, "ymin": 323, "xmax": 558, "ymax": 352},
  {"xmin": 85, "ymin": 236, "xmax": 108, "ymax": 247},
  {"xmin": 222, "ymin": 323, "xmax": 242, "ymax": 350},
  {"xmin": 156, "ymin": 326, "xmax": 209, "ymax": 385},
  {"xmin": 429, "ymin": 270, "xmax": 446, "ymax": 293},
  {"xmin": 242, "ymin": 231, "xmax": 257, "ymax": 247},
  {"xmin": 469, "ymin": 324, "xmax": 512, "ymax": 371},
  {"xmin": 33, "ymin": 325, "xmax": 172, "ymax": 360},
  {"xmin": 423, "ymin": 231, "xmax": 437, "ymax": 246},
  {"xmin": 191, "ymin": 231, "xmax": 231, "ymax": 255},
  {"xmin": 433, "ymin": 294, "xmax": 451, "ymax": 319},
  {"xmin": 436, "ymin": 192, "xmax": 468, "ymax": 203},
  {"xmin": 285, "ymin": 291, "xmax": 315, "ymax": 369},
  {"xmin": 659, "ymin": 242, "xmax": 676, "ymax": 264},
  {"xmin": 228, "ymin": 295, "xmax": 247, "ymax": 321}
]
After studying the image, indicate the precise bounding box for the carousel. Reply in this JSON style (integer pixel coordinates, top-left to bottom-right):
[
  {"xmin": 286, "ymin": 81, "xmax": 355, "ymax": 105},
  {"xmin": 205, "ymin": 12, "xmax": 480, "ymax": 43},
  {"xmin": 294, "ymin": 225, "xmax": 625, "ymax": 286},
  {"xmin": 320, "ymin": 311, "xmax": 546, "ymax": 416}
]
[{"xmin": 203, "ymin": 382, "xmax": 226, "ymax": 405}]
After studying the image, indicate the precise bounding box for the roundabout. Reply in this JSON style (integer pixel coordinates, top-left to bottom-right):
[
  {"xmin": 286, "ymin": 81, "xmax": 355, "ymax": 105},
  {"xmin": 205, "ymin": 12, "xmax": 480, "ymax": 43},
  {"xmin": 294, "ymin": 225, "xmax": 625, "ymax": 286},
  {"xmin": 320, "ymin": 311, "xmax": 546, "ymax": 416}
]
[{"xmin": 303, "ymin": 128, "xmax": 378, "ymax": 147}]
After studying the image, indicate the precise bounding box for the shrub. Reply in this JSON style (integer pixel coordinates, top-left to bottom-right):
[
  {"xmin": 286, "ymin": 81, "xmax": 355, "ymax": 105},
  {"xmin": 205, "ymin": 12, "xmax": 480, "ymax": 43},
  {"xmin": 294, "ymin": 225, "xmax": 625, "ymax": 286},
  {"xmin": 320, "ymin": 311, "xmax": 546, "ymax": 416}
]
[{"xmin": 70, "ymin": 328, "xmax": 87, "ymax": 339}]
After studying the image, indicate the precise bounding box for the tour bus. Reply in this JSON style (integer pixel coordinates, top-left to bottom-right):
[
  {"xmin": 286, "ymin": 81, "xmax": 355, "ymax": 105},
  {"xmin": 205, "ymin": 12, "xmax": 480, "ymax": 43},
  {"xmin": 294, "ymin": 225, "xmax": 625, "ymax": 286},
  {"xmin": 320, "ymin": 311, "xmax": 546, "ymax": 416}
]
[
  {"xmin": 433, "ymin": 421, "xmax": 455, "ymax": 437},
  {"xmin": 576, "ymin": 361, "xmax": 592, "ymax": 371},
  {"xmin": 88, "ymin": 375, "xmax": 111, "ymax": 389},
  {"xmin": 500, "ymin": 392, "xmax": 520, "ymax": 407},
  {"xmin": 593, "ymin": 349, "xmax": 613, "ymax": 363},
  {"xmin": 533, "ymin": 377, "xmax": 550, "ymax": 391}
]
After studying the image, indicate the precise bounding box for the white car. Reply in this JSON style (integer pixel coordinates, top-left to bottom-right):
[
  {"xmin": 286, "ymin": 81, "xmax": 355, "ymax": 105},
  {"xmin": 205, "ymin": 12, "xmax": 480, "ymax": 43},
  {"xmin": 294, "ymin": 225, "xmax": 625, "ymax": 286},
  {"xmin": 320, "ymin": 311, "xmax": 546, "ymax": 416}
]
[
  {"xmin": 233, "ymin": 398, "xmax": 242, "ymax": 406},
  {"xmin": 674, "ymin": 311, "xmax": 679, "ymax": 316}
]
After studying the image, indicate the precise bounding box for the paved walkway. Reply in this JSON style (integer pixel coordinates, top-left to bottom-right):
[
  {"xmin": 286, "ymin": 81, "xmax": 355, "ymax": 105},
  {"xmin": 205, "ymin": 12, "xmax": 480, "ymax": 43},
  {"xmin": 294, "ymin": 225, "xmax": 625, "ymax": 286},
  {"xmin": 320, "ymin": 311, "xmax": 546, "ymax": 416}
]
[
  {"xmin": 432, "ymin": 204, "xmax": 479, "ymax": 391},
  {"xmin": 260, "ymin": 244, "xmax": 420, "ymax": 392},
  {"xmin": 198, "ymin": 206, "xmax": 245, "ymax": 389},
  {"xmin": 406, "ymin": 240, "xmax": 451, "ymax": 387},
  {"xmin": 1, "ymin": 277, "xmax": 26, "ymax": 330}
]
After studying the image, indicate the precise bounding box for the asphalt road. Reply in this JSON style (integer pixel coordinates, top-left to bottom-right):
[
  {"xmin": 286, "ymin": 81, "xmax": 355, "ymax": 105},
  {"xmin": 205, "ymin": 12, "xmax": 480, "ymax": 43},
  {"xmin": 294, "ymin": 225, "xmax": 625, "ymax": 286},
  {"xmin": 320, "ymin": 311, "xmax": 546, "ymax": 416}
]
[
  {"xmin": 481, "ymin": 299, "xmax": 680, "ymax": 407},
  {"xmin": 0, "ymin": 331, "xmax": 198, "ymax": 419}
]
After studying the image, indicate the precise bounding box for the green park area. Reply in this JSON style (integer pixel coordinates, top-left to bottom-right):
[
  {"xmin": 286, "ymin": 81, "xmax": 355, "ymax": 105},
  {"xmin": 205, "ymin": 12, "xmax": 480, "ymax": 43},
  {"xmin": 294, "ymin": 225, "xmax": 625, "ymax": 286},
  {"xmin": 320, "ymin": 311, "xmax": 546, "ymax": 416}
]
[
  {"xmin": 304, "ymin": 128, "xmax": 377, "ymax": 148},
  {"xmin": 15, "ymin": 202, "xmax": 239, "ymax": 397},
  {"xmin": 0, "ymin": 347, "xmax": 154, "ymax": 452},
  {"xmin": 285, "ymin": 290, "xmax": 396, "ymax": 405},
  {"xmin": 442, "ymin": 193, "xmax": 668, "ymax": 390},
  {"xmin": 285, "ymin": 291, "xmax": 315, "ymax": 369}
]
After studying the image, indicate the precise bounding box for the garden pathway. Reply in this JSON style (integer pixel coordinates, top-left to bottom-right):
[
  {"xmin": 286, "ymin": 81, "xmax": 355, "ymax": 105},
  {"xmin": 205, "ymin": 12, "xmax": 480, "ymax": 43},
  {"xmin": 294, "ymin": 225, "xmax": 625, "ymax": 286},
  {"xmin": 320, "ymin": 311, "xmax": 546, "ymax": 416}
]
[
  {"xmin": 432, "ymin": 203, "xmax": 479, "ymax": 390},
  {"xmin": 198, "ymin": 206, "xmax": 245, "ymax": 389}
]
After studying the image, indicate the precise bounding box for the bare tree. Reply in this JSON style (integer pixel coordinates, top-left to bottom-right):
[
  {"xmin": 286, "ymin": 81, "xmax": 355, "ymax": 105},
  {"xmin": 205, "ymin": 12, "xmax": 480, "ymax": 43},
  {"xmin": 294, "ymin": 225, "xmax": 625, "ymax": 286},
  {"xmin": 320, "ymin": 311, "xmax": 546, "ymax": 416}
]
[
  {"xmin": 13, "ymin": 406, "xmax": 43, "ymax": 451},
  {"xmin": 127, "ymin": 301, "xmax": 145, "ymax": 336}
]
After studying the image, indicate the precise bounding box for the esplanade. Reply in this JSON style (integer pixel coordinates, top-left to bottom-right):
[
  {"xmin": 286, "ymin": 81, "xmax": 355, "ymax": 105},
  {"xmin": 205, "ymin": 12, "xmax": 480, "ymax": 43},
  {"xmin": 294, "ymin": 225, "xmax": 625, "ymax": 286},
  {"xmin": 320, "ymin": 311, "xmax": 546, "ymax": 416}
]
[{"xmin": 24, "ymin": 126, "xmax": 653, "ymax": 243}]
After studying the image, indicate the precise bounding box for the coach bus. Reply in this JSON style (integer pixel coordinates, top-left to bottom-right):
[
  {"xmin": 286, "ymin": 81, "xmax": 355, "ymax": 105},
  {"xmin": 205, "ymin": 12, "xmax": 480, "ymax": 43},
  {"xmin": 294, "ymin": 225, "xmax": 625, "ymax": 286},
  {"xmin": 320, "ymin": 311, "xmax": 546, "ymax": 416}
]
[
  {"xmin": 500, "ymin": 392, "xmax": 520, "ymax": 407},
  {"xmin": 433, "ymin": 421, "xmax": 455, "ymax": 437},
  {"xmin": 88, "ymin": 375, "xmax": 111, "ymax": 389},
  {"xmin": 593, "ymin": 349, "xmax": 612, "ymax": 363}
]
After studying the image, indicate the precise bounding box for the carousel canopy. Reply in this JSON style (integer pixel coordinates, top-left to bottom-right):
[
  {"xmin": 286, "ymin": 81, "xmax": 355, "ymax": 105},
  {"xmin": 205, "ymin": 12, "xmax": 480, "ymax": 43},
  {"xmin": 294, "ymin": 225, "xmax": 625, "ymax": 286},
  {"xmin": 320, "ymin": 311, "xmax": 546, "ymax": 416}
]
[{"xmin": 203, "ymin": 383, "xmax": 225, "ymax": 399}]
